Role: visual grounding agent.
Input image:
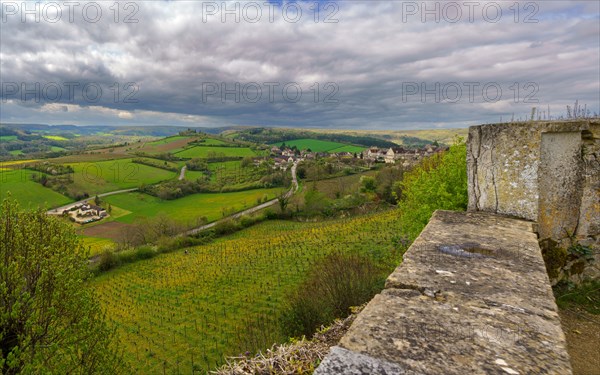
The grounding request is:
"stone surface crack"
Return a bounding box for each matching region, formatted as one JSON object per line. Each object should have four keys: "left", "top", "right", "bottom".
{"left": 385, "top": 282, "right": 442, "bottom": 300}
{"left": 490, "top": 132, "right": 500, "bottom": 212}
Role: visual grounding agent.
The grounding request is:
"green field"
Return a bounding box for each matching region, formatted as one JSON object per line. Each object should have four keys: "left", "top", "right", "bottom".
{"left": 9, "top": 150, "right": 23, "bottom": 156}
{"left": 184, "top": 170, "right": 207, "bottom": 181}
{"left": 0, "top": 168, "right": 73, "bottom": 209}
{"left": 328, "top": 145, "right": 366, "bottom": 153}
{"left": 0, "top": 135, "right": 18, "bottom": 142}
{"left": 274, "top": 139, "right": 365, "bottom": 153}
{"left": 92, "top": 210, "right": 402, "bottom": 373}
{"left": 175, "top": 146, "right": 256, "bottom": 159}
{"left": 50, "top": 146, "right": 66, "bottom": 152}
{"left": 199, "top": 138, "right": 228, "bottom": 146}
{"left": 207, "top": 160, "right": 259, "bottom": 184}
{"left": 102, "top": 188, "right": 281, "bottom": 225}
{"left": 66, "top": 158, "right": 177, "bottom": 195}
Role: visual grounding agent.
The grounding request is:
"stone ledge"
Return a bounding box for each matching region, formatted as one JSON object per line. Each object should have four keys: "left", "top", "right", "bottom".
{"left": 315, "top": 346, "right": 414, "bottom": 375}
{"left": 315, "top": 210, "right": 572, "bottom": 375}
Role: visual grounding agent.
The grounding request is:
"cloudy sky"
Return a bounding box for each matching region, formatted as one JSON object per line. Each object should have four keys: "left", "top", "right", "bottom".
{"left": 0, "top": 0, "right": 598, "bottom": 129}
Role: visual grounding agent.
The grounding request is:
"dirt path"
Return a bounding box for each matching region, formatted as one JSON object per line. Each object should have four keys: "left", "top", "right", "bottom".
{"left": 559, "top": 308, "right": 600, "bottom": 375}
{"left": 178, "top": 165, "right": 187, "bottom": 181}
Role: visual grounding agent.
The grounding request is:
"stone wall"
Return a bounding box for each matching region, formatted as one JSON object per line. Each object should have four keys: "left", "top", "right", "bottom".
{"left": 316, "top": 211, "right": 572, "bottom": 374}
{"left": 467, "top": 119, "right": 600, "bottom": 283}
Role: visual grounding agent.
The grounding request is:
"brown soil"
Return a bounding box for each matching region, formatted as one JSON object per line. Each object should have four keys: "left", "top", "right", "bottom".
{"left": 559, "top": 308, "right": 600, "bottom": 375}
{"left": 82, "top": 221, "right": 131, "bottom": 241}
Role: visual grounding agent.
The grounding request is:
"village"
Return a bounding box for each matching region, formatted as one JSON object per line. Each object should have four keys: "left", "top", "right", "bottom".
{"left": 268, "top": 143, "right": 449, "bottom": 169}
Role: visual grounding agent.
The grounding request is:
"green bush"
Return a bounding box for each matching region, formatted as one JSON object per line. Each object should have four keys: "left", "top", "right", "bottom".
{"left": 98, "top": 249, "right": 119, "bottom": 272}
{"left": 281, "top": 253, "right": 386, "bottom": 338}
{"left": 134, "top": 245, "right": 156, "bottom": 260}
{"left": 303, "top": 188, "right": 332, "bottom": 216}
{"left": 397, "top": 138, "right": 468, "bottom": 242}
{"left": 213, "top": 219, "right": 241, "bottom": 235}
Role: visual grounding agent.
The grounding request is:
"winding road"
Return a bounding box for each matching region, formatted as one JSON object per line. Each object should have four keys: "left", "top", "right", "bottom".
{"left": 49, "top": 162, "right": 299, "bottom": 238}
{"left": 178, "top": 165, "right": 187, "bottom": 181}
{"left": 184, "top": 162, "right": 298, "bottom": 236}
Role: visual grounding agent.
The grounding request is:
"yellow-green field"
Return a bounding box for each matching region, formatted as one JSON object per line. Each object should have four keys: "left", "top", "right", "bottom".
{"left": 43, "top": 135, "right": 69, "bottom": 141}
{"left": 0, "top": 159, "right": 39, "bottom": 167}
{"left": 92, "top": 209, "right": 402, "bottom": 373}
{"left": 81, "top": 236, "right": 115, "bottom": 256}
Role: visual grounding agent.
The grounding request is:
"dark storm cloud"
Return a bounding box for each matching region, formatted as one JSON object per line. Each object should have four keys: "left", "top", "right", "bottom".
{"left": 0, "top": 0, "right": 598, "bottom": 129}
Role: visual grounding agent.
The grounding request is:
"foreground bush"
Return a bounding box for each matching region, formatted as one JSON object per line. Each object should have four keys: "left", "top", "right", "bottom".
{"left": 0, "top": 199, "right": 125, "bottom": 374}
{"left": 281, "top": 253, "right": 386, "bottom": 338}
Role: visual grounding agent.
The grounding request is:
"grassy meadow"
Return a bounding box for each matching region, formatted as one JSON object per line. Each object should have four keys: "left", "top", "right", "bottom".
{"left": 65, "top": 158, "right": 177, "bottom": 195}
{"left": 196, "top": 138, "right": 228, "bottom": 146}
{"left": 92, "top": 209, "right": 403, "bottom": 373}
{"left": 102, "top": 188, "right": 281, "bottom": 225}
{"left": 0, "top": 168, "right": 73, "bottom": 209}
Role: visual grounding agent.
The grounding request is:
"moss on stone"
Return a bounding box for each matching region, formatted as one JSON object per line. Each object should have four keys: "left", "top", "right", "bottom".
{"left": 540, "top": 238, "right": 568, "bottom": 280}
{"left": 569, "top": 261, "right": 586, "bottom": 276}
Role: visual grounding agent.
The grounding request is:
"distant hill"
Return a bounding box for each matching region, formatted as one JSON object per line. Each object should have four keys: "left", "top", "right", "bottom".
{"left": 311, "top": 128, "right": 468, "bottom": 147}
{"left": 229, "top": 127, "right": 399, "bottom": 149}
{"left": 0, "top": 123, "right": 240, "bottom": 137}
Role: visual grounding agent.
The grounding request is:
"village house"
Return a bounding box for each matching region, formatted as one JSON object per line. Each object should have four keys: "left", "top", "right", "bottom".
{"left": 281, "top": 148, "right": 296, "bottom": 157}
{"left": 363, "top": 147, "right": 388, "bottom": 161}
{"left": 385, "top": 147, "right": 405, "bottom": 164}
{"left": 273, "top": 157, "right": 289, "bottom": 170}
{"left": 270, "top": 146, "right": 282, "bottom": 155}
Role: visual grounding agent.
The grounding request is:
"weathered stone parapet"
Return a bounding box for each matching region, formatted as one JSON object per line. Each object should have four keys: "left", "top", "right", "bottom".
{"left": 467, "top": 119, "right": 600, "bottom": 283}
{"left": 315, "top": 210, "right": 572, "bottom": 375}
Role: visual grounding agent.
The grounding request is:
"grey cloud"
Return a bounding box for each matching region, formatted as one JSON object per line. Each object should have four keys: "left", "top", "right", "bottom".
{"left": 0, "top": 0, "right": 598, "bottom": 129}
